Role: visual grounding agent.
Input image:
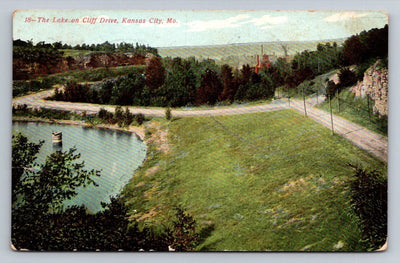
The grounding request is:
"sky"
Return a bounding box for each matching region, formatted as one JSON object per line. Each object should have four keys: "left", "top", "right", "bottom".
{"left": 13, "top": 10, "right": 388, "bottom": 47}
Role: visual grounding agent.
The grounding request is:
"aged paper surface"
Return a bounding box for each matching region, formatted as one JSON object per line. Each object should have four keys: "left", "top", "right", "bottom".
{"left": 12, "top": 10, "right": 387, "bottom": 251}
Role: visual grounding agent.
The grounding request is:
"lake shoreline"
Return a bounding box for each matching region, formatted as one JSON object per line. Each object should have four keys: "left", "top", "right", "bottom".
{"left": 12, "top": 116, "right": 146, "bottom": 141}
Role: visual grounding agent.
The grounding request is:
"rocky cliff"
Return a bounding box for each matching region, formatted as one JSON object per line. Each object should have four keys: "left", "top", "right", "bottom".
{"left": 352, "top": 60, "right": 388, "bottom": 116}
{"left": 13, "top": 52, "right": 147, "bottom": 80}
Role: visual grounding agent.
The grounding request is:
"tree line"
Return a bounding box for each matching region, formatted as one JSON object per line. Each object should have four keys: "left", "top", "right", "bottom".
{"left": 13, "top": 39, "right": 158, "bottom": 56}
{"left": 53, "top": 56, "right": 276, "bottom": 107}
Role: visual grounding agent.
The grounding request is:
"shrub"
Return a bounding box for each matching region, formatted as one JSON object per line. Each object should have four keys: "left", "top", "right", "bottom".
{"left": 349, "top": 165, "right": 387, "bottom": 250}
{"left": 124, "top": 107, "right": 134, "bottom": 126}
{"left": 337, "top": 68, "right": 357, "bottom": 90}
{"left": 170, "top": 207, "right": 200, "bottom": 251}
{"left": 98, "top": 108, "right": 114, "bottom": 124}
{"left": 165, "top": 107, "right": 172, "bottom": 120}
{"left": 134, "top": 113, "right": 145, "bottom": 126}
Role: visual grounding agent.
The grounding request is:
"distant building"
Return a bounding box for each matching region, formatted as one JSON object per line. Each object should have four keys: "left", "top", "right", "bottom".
{"left": 255, "top": 54, "right": 272, "bottom": 74}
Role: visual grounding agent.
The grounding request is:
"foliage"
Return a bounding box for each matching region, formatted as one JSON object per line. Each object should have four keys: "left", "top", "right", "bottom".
{"left": 170, "top": 207, "right": 200, "bottom": 251}
{"left": 12, "top": 133, "right": 99, "bottom": 249}
{"left": 146, "top": 56, "right": 166, "bottom": 91}
{"left": 13, "top": 78, "right": 54, "bottom": 97}
{"left": 165, "top": 107, "right": 172, "bottom": 120}
{"left": 61, "top": 81, "right": 92, "bottom": 102}
{"left": 96, "top": 107, "right": 146, "bottom": 127}
{"left": 13, "top": 41, "right": 64, "bottom": 80}
{"left": 11, "top": 133, "right": 176, "bottom": 251}
{"left": 337, "top": 68, "right": 357, "bottom": 90}
{"left": 349, "top": 166, "right": 387, "bottom": 250}
{"left": 12, "top": 104, "right": 79, "bottom": 120}
{"left": 219, "top": 64, "right": 238, "bottom": 102}
{"left": 196, "top": 69, "right": 223, "bottom": 105}
{"left": 291, "top": 42, "right": 340, "bottom": 77}
{"left": 49, "top": 57, "right": 276, "bottom": 107}
{"left": 325, "top": 80, "right": 337, "bottom": 99}
{"left": 341, "top": 25, "right": 388, "bottom": 66}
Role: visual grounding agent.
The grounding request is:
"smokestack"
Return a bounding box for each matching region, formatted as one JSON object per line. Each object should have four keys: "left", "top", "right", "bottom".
{"left": 261, "top": 44, "right": 263, "bottom": 56}
{"left": 257, "top": 55, "right": 259, "bottom": 65}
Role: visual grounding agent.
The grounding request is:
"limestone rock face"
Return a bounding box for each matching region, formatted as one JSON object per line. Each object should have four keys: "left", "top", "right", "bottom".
{"left": 352, "top": 60, "right": 388, "bottom": 116}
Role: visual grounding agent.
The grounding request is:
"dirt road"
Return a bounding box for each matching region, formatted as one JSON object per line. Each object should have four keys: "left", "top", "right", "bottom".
{"left": 12, "top": 90, "right": 388, "bottom": 162}
{"left": 289, "top": 96, "right": 388, "bottom": 162}
{"left": 12, "top": 89, "right": 288, "bottom": 117}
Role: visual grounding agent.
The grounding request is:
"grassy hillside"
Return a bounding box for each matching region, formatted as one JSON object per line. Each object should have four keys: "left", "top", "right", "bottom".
{"left": 123, "top": 109, "right": 386, "bottom": 251}
{"left": 157, "top": 39, "right": 345, "bottom": 68}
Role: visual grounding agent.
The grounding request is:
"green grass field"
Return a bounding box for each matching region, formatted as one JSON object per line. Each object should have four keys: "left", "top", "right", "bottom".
{"left": 59, "top": 49, "right": 95, "bottom": 57}
{"left": 123, "top": 109, "right": 386, "bottom": 251}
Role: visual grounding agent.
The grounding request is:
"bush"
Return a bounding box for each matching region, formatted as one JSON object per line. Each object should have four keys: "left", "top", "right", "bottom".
{"left": 134, "top": 113, "right": 145, "bottom": 125}
{"left": 97, "top": 108, "right": 114, "bottom": 124}
{"left": 165, "top": 107, "right": 172, "bottom": 120}
{"left": 170, "top": 207, "right": 200, "bottom": 251}
{"left": 337, "top": 68, "right": 357, "bottom": 91}
{"left": 349, "top": 165, "right": 387, "bottom": 250}
{"left": 13, "top": 79, "right": 54, "bottom": 97}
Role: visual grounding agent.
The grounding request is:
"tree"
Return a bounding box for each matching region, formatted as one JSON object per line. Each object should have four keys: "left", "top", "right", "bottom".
{"left": 12, "top": 133, "right": 101, "bottom": 250}
{"left": 349, "top": 166, "right": 387, "bottom": 250}
{"left": 158, "top": 57, "right": 197, "bottom": 107}
{"left": 341, "top": 35, "right": 367, "bottom": 65}
{"left": 337, "top": 67, "right": 357, "bottom": 90}
{"left": 146, "top": 56, "right": 166, "bottom": 91}
{"left": 62, "top": 81, "right": 90, "bottom": 102}
{"left": 219, "top": 64, "right": 237, "bottom": 102}
{"left": 196, "top": 69, "right": 223, "bottom": 105}
{"left": 326, "top": 80, "right": 337, "bottom": 99}
{"left": 12, "top": 133, "right": 43, "bottom": 199}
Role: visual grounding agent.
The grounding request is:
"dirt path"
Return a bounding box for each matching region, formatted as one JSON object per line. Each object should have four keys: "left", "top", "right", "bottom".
{"left": 289, "top": 96, "right": 388, "bottom": 162}
{"left": 12, "top": 89, "right": 288, "bottom": 117}
{"left": 13, "top": 89, "right": 388, "bottom": 162}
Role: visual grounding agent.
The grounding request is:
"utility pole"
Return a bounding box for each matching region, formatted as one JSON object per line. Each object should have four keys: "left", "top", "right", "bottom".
{"left": 367, "top": 95, "right": 371, "bottom": 122}
{"left": 325, "top": 79, "right": 334, "bottom": 135}
{"left": 302, "top": 85, "right": 307, "bottom": 117}
{"left": 329, "top": 95, "right": 334, "bottom": 135}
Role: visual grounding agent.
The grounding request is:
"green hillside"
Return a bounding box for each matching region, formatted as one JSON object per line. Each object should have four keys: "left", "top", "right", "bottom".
{"left": 158, "top": 39, "right": 345, "bottom": 68}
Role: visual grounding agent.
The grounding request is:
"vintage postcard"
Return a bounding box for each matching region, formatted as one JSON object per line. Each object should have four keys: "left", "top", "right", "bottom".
{"left": 12, "top": 10, "right": 388, "bottom": 251}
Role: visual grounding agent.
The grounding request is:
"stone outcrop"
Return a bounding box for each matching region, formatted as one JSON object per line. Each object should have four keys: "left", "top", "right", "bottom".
{"left": 352, "top": 60, "right": 388, "bottom": 116}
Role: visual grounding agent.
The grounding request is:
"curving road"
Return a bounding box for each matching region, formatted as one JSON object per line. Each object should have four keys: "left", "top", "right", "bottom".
{"left": 12, "top": 89, "right": 388, "bottom": 162}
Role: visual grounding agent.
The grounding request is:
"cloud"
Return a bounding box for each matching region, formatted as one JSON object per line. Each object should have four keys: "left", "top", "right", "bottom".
{"left": 185, "top": 14, "right": 250, "bottom": 32}
{"left": 185, "top": 14, "right": 287, "bottom": 32}
{"left": 244, "top": 15, "right": 287, "bottom": 26}
{"left": 324, "top": 12, "right": 369, "bottom": 22}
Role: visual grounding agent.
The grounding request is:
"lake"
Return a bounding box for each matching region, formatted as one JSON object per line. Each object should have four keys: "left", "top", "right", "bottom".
{"left": 12, "top": 121, "right": 147, "bottom": 213}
